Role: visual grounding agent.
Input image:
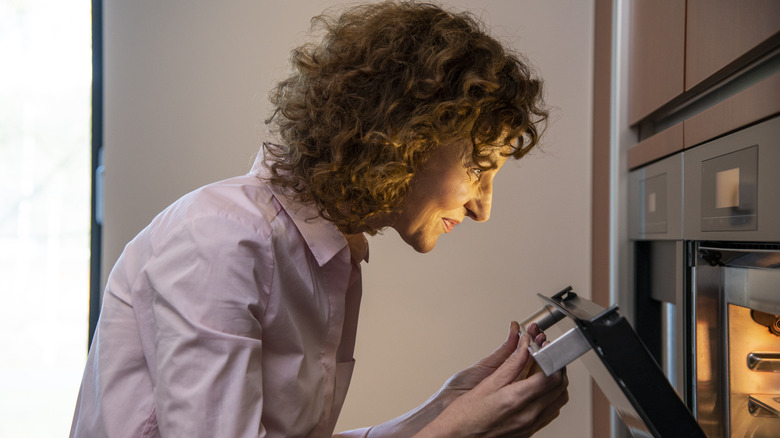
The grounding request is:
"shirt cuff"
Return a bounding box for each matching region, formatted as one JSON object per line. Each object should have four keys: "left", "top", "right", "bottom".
{"left": 333, "top": 426, "right": 372, "bottom": 438}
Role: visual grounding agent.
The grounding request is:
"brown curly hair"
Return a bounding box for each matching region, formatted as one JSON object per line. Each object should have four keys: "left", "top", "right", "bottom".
{"left": 264, "top": 1, "right": 547, "bottom": 234}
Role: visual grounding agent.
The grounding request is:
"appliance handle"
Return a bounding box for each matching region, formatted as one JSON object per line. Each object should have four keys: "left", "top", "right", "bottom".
{"left": 530, "top": 327, "right": 591, "bottom": 376}
{"left": 748, "top": 394, "right": 780, "bottom": 418}
{"left": 747, "top": 352, "right": 780, "bottom": 372}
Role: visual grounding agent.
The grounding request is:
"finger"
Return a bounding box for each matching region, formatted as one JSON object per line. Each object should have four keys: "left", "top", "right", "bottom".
{"left": 517, "top": 339, "right": 536, "bottom": 380}
{"left": 526, "top": 383, "right": 570, "bottom": 431}
{"left": 506, "top": 366, "right": 568, "bottom": 406}
{"left": 484, "top": 332, "right": 533, "bottom": 388}
{"left": 492, "top": 371, "right": 568, "bottom": 434}
{"left": 535, "top": 370, "right": 568, "bottom": 405}
{"left": 519, "top": 391, "right": 568, "bottom": 435}
{"left": 525, "top": 323, "right": 548, "bottom": 350}
{"left": 526, "top": 322, "right": 541, "bottom": 338}
{"left": 473, "top": 321, "right": 521, "bottom": 370}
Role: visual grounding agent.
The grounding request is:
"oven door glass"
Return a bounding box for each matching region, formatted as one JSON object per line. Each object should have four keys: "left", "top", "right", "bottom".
{"left": 695, "top": 245, "right": 780, "bottom": 438}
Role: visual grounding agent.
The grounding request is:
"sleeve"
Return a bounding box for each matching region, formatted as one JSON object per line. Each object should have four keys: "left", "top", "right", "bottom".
{"left": 143, "top": 213, "right": 273, "bottom": 437}
{"left": 333, "top": 428, "right": 373, "bottom": 437}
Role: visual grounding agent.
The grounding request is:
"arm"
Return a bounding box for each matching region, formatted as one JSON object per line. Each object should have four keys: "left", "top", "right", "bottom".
{"left": 145, "top": 215, "right": 272, "bottom": 437}
{"left": 364, "top": 322, "right": 568, "bottom": 438}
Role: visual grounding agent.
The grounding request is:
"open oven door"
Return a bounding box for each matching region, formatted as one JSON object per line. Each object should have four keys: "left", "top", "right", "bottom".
{"left": 523, "top": 287, "right": 706, "bottom": 438}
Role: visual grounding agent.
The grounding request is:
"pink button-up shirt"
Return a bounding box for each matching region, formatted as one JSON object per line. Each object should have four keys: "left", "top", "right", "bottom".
{"left": 71, "top": 158, "right": 371, "bottom": 437}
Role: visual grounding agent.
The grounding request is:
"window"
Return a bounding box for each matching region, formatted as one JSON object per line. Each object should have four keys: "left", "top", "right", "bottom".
{"left": 0, "top": 1, "right": 92, "bottom": 435}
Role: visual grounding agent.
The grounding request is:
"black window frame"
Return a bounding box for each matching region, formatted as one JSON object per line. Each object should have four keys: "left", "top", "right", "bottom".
{"left": 89, "top": 0, "right": 103, "bottom": 348}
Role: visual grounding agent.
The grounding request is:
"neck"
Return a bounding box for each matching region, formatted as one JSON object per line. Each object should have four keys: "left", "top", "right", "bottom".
{"left": 342, "top": 232, "right": 368, "bottom": 263}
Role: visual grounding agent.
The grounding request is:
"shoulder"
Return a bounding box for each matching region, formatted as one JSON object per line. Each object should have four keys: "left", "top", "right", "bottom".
{"left": 141, "top": 174, "right": 283, "bottom": 253}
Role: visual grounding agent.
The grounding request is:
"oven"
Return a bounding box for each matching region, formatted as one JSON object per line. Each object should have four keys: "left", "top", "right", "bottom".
{"left": 694, "top": 244, "right": 780, "bottom": 437}
{"left": 629, "top": 115, "right": 780, "bottom": 437}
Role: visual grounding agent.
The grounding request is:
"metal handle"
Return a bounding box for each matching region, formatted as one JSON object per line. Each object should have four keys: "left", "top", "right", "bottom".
{"left": 748, "top": 394, "right": 780, "bottom": 418}
{"left": 520, "top": 304, "right": 566, "bottom": 332}
{"left": 747, "top": 352, "right": 780, "bottom": 372}
{"left": 530, "top": 327, "right": 591, "bottom": 376}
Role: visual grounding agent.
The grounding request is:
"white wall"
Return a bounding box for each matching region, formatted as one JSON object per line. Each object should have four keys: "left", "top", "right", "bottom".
{"left": 102, "top": 1, "right": 594, "bottom": 436}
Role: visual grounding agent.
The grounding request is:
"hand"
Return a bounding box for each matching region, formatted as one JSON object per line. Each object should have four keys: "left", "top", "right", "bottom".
{"left": 416, "top": 322, "right": 569, "bottom": 438}
{"left": 438, "top": 322, "right": 547, "bottom": 397}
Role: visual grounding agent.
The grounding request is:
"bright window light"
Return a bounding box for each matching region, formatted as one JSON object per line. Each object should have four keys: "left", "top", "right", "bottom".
{"left": 0, "top": 1, "right": 92, "bottom": 436}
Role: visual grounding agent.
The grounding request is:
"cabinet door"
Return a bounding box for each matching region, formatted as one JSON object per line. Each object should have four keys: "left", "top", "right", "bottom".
{"left": 628, "top": 0, "right": 686, "bottom": 125}
{"left": 686, "top": 0, "right": 780, "bottom": 91}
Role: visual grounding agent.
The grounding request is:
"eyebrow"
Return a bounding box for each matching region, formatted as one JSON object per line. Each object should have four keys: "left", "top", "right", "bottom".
{"left": 468, "top": 155, "right": 499, "bottom": 170}
{"left": 479, "top": 161, "right": 500, "bottom": 170}
{"left": 465, "top": 141, "right": 506, "bottom": 169}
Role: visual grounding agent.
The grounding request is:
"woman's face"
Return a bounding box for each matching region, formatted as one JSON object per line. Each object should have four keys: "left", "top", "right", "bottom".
{"left": 389, "top": 138, "right": 511, "bottom": 253}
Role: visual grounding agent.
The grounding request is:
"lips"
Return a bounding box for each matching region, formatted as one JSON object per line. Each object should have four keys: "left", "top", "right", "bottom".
{"left": 442, "top": 218, "right": 460, "bottom": 233}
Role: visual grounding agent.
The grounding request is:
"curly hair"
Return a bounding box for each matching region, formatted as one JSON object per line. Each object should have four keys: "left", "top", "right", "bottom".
{"left": 264, "top": 1, "right": 547, "bottom": 234}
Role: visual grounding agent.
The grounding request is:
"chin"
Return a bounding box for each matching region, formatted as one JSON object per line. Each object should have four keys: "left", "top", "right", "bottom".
{"left": 394, "top": 226, "right": 439, "bottom": 253}
{"left": 413, "top": 245, "right": 435, "bottom": 254}
{"left": 408, "top": 237, "right": 438, "bottom": 253}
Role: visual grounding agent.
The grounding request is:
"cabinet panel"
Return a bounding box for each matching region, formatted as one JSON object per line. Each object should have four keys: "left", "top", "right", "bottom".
{"left": 684, "top": 69, "right": 780, "bottom": 148}
{"left": 686, "top": 0, "right": 780, "bottom": 91}
{"left": 628, "top": 0, "right": 685, "bottom": 124}
{"left": 628, "top": 122, "right": 684, "bottom": 170}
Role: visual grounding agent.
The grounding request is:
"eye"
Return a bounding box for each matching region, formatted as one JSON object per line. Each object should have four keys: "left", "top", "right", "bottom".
{"left": 471, "top": 167, "right": 483, "bottom": 179}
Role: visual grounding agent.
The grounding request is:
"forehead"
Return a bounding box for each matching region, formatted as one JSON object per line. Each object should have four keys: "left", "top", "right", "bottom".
{"left": 435, "top": 130, "right": 517, "bottom": 165}
{"left": 471, "top": 136, "right": 517, "bottom": 162}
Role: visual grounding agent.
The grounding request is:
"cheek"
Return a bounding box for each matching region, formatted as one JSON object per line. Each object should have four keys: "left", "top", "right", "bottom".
{"left": 436, "top": 178, "right": 471, "bottom": 207}
{"left": 403, "top": 181, "right": 467, "bottom": 226}
{"left": 406, "top": 168, "right": 472, "bottom": 215}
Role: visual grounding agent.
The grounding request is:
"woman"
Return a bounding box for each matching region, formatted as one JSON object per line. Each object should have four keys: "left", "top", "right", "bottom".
{"left": 71, "top": 2, "right": 568, "bottom": 437}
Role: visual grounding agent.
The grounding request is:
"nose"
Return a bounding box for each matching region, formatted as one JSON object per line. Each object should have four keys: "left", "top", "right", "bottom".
{"left": 465, "top": 183, "right": 493, "bottom": 223}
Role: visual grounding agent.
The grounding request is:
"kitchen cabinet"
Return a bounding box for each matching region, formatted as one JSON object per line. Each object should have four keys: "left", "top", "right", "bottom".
{"left": 627, "top": 0, "right": 685, "bottom": 125}
{"left": 627, "top": 122, "right": 683, "bottom": 170}
{"left": 686, "top": 0, "right": 780, "bottom": 91}
{"left": 627, "top": 0, "right": 780, "bottom": 169}
{"left": 684, "top": 69, "right": 780, "bottom": 148}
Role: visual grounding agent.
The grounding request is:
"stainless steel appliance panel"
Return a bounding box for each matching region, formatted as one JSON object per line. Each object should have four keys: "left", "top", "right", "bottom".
{"left": 692, "top": 248, "right": 728, "bottom": 438}
{"left": 629, "top": 154, "right": 687, "bottom": 399}
{"left": 629, "top": 153, "right": 683, "bottom": 241}
{"left": 684, "top": 116, "right": 780, "bottom": 241}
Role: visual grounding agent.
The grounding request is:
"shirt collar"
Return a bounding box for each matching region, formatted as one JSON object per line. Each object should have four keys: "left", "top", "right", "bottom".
{"left": 250, "top": 153, "right": 369, "bottom": 267}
